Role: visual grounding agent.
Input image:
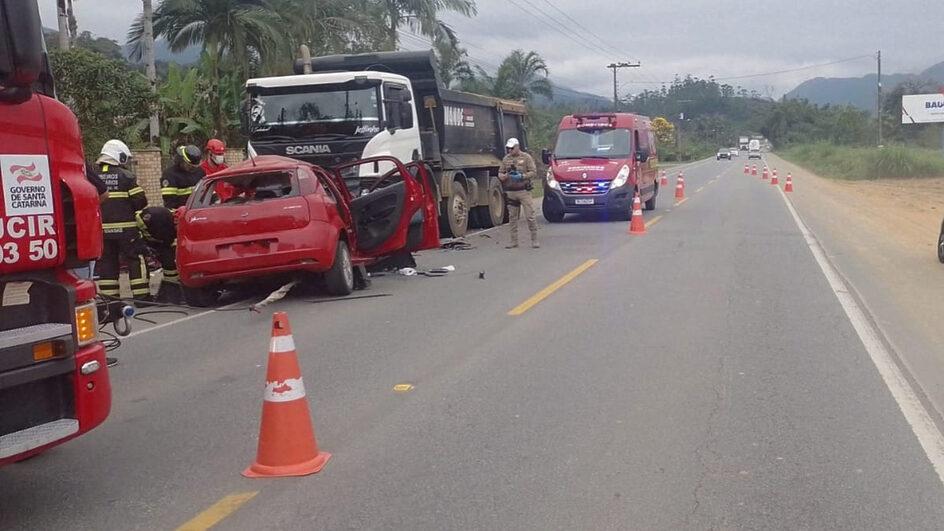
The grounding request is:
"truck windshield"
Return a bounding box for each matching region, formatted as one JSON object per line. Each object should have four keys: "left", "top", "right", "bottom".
{"left": 247, "top": 82, "right": 381, "bottom": 139}
{"left": 554, "top": 128, "right": 632, "bottom": 159}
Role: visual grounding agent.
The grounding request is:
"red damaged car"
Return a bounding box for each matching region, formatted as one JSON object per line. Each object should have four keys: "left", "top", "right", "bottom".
{"left": 176, "top": 155, "right": 439, "bottom": 306}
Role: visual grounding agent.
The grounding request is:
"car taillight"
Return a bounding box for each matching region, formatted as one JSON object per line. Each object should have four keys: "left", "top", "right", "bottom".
{"left": 74, "top": 302, "right": 99, "bottom": 346}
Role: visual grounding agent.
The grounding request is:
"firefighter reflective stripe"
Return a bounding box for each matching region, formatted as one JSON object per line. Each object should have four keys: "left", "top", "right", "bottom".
{"left": 96, "top": 278, "right": 120, "bottom": 296}
{"left": 128, "top": 186, "right": 145, "bottom": 196}
{"left": 130, "top": 257, "right": 149, "bottom": 296}
{"left": 108, "top": 191, "right": 130, "bottom": 199}
{"left": 102, "top": 221, "right": 138, "bottom": 229}
{"left": 161, "top": 186, "right": 194, "bottom": 196}
{"left": 163, "top": 269, "right": 179, "bottom": 284}
{"left": 97, "top": 279, "right": 119, "bottom": 287}
{"left": 134, "top": 211, "right": 154, "bottom": 241}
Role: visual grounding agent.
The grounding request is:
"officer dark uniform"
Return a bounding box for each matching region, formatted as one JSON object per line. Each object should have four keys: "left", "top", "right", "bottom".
{"left": 498, "top": 137, "right": 538, "bottom": 248}
{"left": 136, "top": 206, "right": 180, "bottom": 303}
{"left": 96, "top": 140, "right": 150, "bottom": 298}
{"left": 161, "top": 145, "right": 205, "bottom": 211}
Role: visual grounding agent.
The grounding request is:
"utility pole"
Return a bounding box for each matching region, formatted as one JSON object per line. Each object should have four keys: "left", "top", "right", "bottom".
{"left": 142, "top": 0, "right": 160, "bottom": 144}
{"left": 877, "top": 50, "right": 883, "bottom": 147}
{"left": 55, "top": 0, "right": 70, "bottom": 50}
{"left": 607, "top": 62, "right": 641, "bottom": 112}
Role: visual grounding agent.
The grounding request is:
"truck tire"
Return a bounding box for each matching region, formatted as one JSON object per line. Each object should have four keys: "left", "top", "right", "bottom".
{"left": 182, "top": 284, "right": 219, "bottom": 308}
{"left": 485, "top": 183, "right": 506, "bottom": 227}
{"left": 644, "top": 184, "right": 658, "bottom": 211}
{"left": 325, "top": 240, "right": 355, "bottom": 296}
{"left": 938, "top": 218, "right": 944, "bottom": 264}
{"left": 439, "top": 181, "right": 469, "bottom": 237}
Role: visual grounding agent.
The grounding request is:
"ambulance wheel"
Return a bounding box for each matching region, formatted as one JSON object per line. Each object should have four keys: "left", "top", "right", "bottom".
{"left": 325, "top": 240, "right": 354, "bottom": 296}
{"left": 182, "top": 284, "right": 219, "bottom": 308}
{"left": 937, "top": 218, "right": 944, "bottom": 264}
{"left": 645, "top": 184, "right": 658, "bottom": 211}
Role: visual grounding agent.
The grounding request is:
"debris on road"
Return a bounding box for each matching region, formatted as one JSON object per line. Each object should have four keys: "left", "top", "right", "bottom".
{"left": 250, "top": 280, "right": 299, "bottom": 313}
{"left": 441, "top": 238, "right": 474, "bottom": 251}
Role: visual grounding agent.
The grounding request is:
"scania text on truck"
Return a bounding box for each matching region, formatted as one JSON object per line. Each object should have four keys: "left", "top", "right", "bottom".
{"left": 243, "top": 50, "right": 528, "bottom": 237}
{"left": 0, "top": 0, "right": 111, "bottom": 466}
{"left": 540, "top": 113, "right": 659, "bottom": 222}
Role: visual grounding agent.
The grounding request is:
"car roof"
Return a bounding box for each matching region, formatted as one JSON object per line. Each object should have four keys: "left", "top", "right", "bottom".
{"left": 203, "top": 155, "right": 314, "bottom": 181}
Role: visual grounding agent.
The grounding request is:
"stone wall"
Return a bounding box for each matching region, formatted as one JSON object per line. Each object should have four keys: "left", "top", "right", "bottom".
{"left": 224, "top": 147, "right": 246, "bottom": 167}
{"left": 131, "top": 147, "right": 164, "bottom": 207}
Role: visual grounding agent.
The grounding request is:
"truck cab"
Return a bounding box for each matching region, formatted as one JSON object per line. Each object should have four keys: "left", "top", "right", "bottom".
{"left": 541, "top": 113, "right": 658, "bottom": 222}
{"left": 0, "top": 0, "right": 111, "bottom": 466}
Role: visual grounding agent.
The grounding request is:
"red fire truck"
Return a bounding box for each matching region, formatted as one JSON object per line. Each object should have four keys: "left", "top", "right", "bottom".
{"left": 0, "top": 0, "right": 111, "bottom": 466}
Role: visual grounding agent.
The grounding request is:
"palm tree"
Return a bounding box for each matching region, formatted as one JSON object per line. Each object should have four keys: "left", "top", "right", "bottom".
{"left": 55, "top": 0, "right": 69, "bottom": 49}
{"left": 381, "top": 0, "right": 476, "bottom": 50}
{"left": 127, "top": 0, "right": 285, "bottom": 134}
{"left": 492, "top": 50, "right": 552, "bottom": 102}
{"left": 433, "top": 33, "right": 471, "bottom": 88}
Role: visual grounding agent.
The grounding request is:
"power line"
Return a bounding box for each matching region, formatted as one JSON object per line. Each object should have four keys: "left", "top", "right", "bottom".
{"left": 504, "top": 0, "right": 614, "bottom": 61}
{"left": 622, "top": 54, "right": 875, "bottom": 85}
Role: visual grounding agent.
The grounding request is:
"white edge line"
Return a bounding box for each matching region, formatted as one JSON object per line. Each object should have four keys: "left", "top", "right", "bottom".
{"left": 122, "top": 299, "right": 247, "bottom": 339}
{"left": 777, "top": 185, "right": 944, "bottom": 486}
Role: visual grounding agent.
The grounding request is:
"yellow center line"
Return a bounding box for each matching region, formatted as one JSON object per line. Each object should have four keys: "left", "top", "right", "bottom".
{"left": 645, "top": 214, "right": 663, "bottom": 228}
{"left": 177, "top": 492, "right": 259, "bottom": 531}
{"left": 508, "top": 259, "right": 598, "bottom": 316}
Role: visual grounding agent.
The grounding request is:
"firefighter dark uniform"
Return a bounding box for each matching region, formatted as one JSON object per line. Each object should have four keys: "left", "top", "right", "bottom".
{"left": 97, "top": 163, "right": 149, "bottom": 298}
{"left": 136, "top": 206, "right": 179, "bottom": 302}
{"left": 161, "top": 146, "right": 205, "bottom": 211}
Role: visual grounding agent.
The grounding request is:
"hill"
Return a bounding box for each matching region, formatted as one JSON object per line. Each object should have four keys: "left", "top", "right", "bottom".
{"left": 785, "top": 61, "right": 944, "bottom": 112}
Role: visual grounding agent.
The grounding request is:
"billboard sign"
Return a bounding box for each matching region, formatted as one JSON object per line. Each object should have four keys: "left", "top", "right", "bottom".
{"left": 902, "top": 93, "right": 944, "bottom": 124}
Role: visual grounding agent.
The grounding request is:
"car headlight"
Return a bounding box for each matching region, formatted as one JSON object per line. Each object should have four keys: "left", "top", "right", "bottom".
{"left": 546, "top": 169, "right": 560, "bottom": 190}
{"left": 611, "top": 165, "right": 630, "bottom": 188}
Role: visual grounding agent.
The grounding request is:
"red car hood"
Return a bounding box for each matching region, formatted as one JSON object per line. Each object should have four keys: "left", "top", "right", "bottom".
{"left": 551, "top": 158, "right": 628, "bottom": 181}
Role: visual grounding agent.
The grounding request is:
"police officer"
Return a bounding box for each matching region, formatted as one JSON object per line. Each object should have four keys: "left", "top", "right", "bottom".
{"left": 96, "top": 140, "right": 149, "bottom": 302}
{"left": 161, "top": 144, "right": 204, "bottom": 211}
{"left": 136, "top": 206, "right": 180, "bottom": 304}
{"left": 498, "top": 137, "right": 539, "bottom": 248}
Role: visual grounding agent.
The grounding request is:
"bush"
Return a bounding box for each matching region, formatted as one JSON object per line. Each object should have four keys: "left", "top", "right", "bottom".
{"left": 780, "top": 143, "right": 944, "bottom": 180}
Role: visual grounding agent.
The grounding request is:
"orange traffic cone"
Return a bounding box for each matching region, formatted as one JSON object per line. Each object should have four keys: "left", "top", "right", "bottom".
{"left": 743, "top": 164, "right": 749, "bottom": 175}
{"left": 675, "top": 174, "right": 685, "bottom": 200}
{"left": 762, "top": 167, "right": 769, "bottom": 180}
{"left": 784, "top": 174, "right": 794, "bottom": 192}
{"left": 243, "top": 312, "right": 331, "bottom": 478}
{"left": 660, "top": 170, "right": 668, "bottom": 187}
{"left": 770, "top": 169, "right": 779, "bottom": 185}
{"left": 628, "top": 193, "right": 646, "bottom": 235}
{"left": 751, "top": 165, "right": 757, "bottom": 176}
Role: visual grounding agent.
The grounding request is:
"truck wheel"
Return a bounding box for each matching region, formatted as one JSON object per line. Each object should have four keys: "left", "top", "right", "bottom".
{"left": 644, "top": 184, "right": 658, "bottom": 211}
{"left": 439, "top": 182, "right": 469, "bottom": 237}
{"left": 182, "top": 285, "right": 219, "bottom": 308}
{"left": 938, "top": 218, "right": 944, "bottom": 264}
{"left": 486, "top": 184, "right": 506, "bottom": 227}
{"left": 325, "top": 240, "right": 355, "bottom": 296}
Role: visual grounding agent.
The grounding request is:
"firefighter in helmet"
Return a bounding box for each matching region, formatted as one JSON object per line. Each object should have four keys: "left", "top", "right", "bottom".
{"left": 161, "top": 144, "right": 204, "bottom": 212}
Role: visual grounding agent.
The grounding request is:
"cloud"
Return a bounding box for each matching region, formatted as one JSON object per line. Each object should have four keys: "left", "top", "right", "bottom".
{"left": 39, "top": 0, "right": 944, "bottom": 97}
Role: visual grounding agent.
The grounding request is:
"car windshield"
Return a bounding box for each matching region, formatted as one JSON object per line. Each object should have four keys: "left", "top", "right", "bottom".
{"left": 247, "top": 82, "right": 381, "bottom": 139}
{"left": 554, "top": 128, "right": 631, "bottom": 159}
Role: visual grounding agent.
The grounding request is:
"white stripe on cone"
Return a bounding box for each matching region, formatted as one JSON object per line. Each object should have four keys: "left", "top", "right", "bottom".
{"left": 270, "top": 335, "right": 296, "bottom": 354}
{"left": 264, "top": 377, "right": 307, "bottom": 402}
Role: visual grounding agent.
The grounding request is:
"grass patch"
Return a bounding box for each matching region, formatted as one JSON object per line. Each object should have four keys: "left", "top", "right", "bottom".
{"left": 780, "top": 143, "right": 944, "bottom": 180}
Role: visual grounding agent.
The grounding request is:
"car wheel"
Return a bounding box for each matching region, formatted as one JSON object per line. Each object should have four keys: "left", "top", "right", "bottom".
{"left": 543, "top": 205, "right": 565, "bottom": 223}
{"left": 182, "top": 284, "right": 219, "bottom": 308}
{"left": 439, "top": 181, "right": 468, "bottom": 237}
{"left": 938, "top": 218, "right": 944, "bottom": 264}
{"left": 325, "top": 240, "right": 354, "bottom": 296}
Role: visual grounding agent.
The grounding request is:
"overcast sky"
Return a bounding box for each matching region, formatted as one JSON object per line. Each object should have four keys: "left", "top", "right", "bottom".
{"left": 39, "top": 0, "right": 944, "bottom": 98}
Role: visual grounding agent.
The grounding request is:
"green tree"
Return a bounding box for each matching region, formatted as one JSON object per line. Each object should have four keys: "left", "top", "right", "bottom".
{"left": 127, "top": 0, "right": 285, "bottom": 134}
{"left": 379, "top": 0, "right": 476, "bottom": 49}
{"left": 492, "top": 50, "right": 552, "bottom": 102}
{"left": 49, "top": 48, "right": 154, "bottom": 157}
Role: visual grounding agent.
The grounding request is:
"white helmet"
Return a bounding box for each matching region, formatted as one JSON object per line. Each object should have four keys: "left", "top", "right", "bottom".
{"left": 98, "top": 139, "right": 132, "bottom": 165}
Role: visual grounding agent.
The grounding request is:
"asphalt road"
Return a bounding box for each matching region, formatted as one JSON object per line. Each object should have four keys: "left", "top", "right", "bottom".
{"left": 3, "top": 158, "right": 944, "bottom": 530}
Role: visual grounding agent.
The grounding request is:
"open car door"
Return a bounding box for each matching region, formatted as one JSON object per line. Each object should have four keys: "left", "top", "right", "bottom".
{"left": 331, "top": 156, "right": 439, "bottom": 258}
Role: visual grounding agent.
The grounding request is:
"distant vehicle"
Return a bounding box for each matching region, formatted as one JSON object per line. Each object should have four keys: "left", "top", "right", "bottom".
{"left": 748, "top": 139, "right": 762, "bottom": 159}
{"left": 739, "top": 136, "right": 749, "bottom": 150}
{"left": 717, "top": 149, "right": 731, "bottom": 160}
{"left": 541, "top": 113, "right": 659, "bottom": 222}
{"left": 729, "top": 148, "right": 739, "bottom": 157}
{"left": 176, "top": 155, "right": 440, "bottom": 306}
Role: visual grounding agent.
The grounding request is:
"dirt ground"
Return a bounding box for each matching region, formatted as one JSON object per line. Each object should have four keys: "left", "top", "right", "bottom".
{"left": 767, "top": 153, "right": 944, "bottom": 421}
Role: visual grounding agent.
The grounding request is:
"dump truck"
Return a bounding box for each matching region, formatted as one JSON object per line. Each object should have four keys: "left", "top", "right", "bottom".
{"left": 243, "top": 50, "right": 529, "bottom": 237}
